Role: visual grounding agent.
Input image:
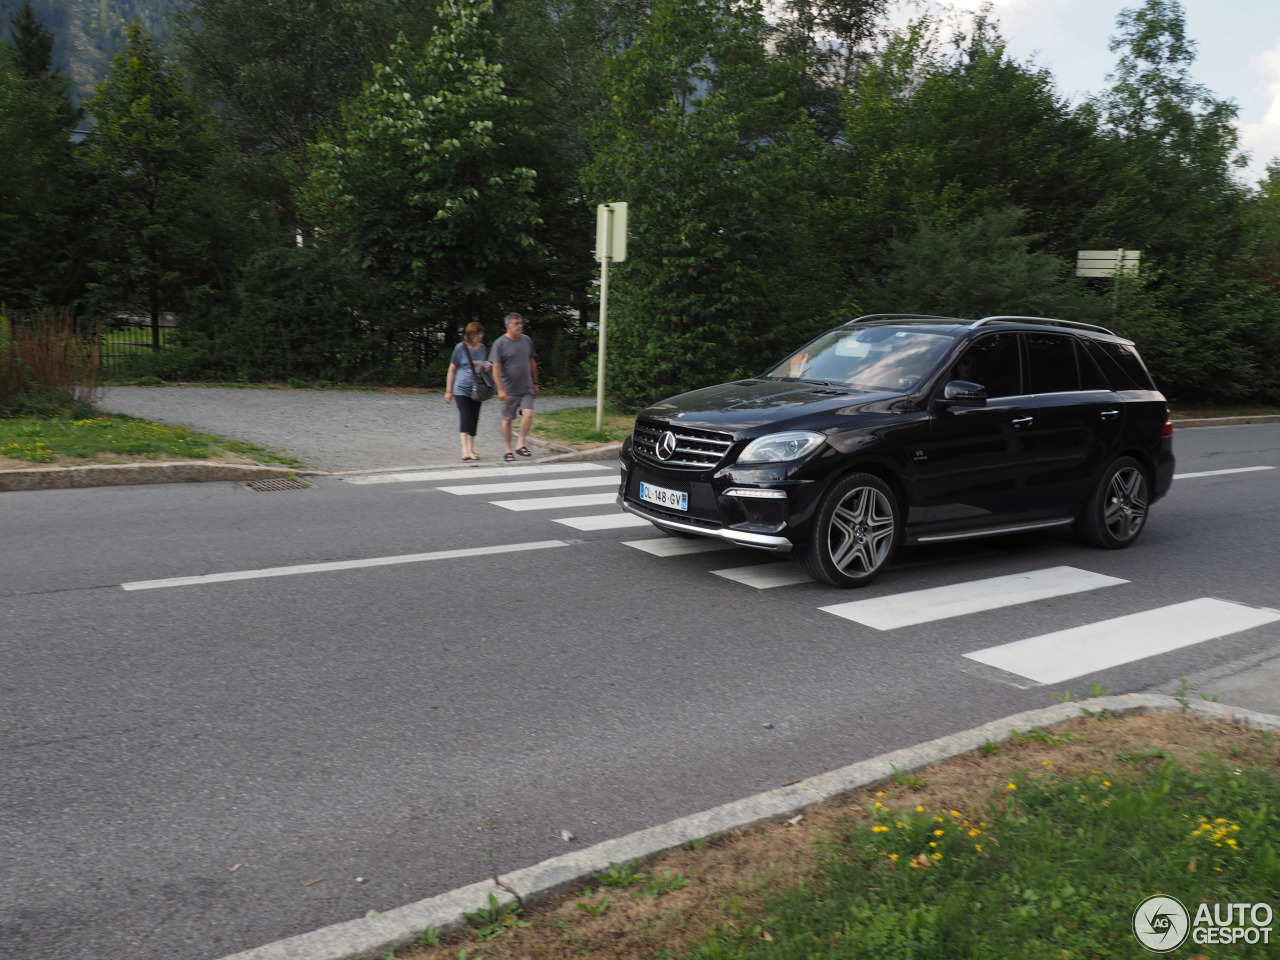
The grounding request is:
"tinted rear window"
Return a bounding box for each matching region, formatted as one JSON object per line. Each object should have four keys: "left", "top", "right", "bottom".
{"left": 1025, "top": 333, "right": 1079, "bottom": 393}
{"left": 1083, "top": 339, "right": 1156, "bottom": 391}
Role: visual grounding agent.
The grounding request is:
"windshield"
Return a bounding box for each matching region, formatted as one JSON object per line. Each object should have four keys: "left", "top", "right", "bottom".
{"left": 764, "top": 326, "right": 956, "bottom": 392}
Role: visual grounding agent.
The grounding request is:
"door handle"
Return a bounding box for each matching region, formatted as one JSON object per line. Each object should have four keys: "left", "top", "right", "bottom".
{"left": 1011, "top": 416, "right": 1034, "bottom": 427}
{"left": 1100, "top": 409, "right": 1119, "bottom": 420}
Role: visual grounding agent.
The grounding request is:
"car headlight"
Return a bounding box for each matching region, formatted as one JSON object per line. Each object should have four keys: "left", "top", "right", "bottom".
{"left": 738, "top": 431, "right": 825, "bottom": 463}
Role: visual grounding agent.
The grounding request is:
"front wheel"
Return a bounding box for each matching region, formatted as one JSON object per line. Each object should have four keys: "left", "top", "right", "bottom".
{"left": 1075, "top": 456, "right": 1150, "bottom": 549}
{"left": 799, "top": 473, "right": 900, "bottom": 587}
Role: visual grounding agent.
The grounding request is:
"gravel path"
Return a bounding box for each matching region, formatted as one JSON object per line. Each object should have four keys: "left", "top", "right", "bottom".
{"left": 98, "top": 386, "right": 597, "bottom": 472}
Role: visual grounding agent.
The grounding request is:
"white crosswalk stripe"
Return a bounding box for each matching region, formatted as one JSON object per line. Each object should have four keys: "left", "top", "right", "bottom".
{"left": 623, "top": 537, "right": 737, "bottom": 557}
{"left": 342, "top": 463, "right": 609, "bottom": 484}
{"left": 553, "top": 514, "right": 651, "bottom": 531}
{"left": 438, "top": 475, "right": 618, "bottom": 496}
{"left": 964, "top": 598, "right": 1280, "bottom": 684}
{"left": 820, "top": 566, "right": 1128, "bottom": 629}
{"left": 492, "top": 492, "right": 618, "bottom": 512}
{"left": 710, "top": 562, "right": 813, "bottom": 589}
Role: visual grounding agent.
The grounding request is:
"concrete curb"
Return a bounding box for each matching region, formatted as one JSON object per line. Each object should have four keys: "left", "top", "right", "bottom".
{"left": 0, "top": 462, "right": 327, "bottom": 492}
{"left": 216, "top": 694, "right": 1280, "bottom": 960}
{"left": 536, "top": 441, "right": 623, "bottom": 463}
{"left": 1172, "top": 414, "right": 1280, "bottom": 428}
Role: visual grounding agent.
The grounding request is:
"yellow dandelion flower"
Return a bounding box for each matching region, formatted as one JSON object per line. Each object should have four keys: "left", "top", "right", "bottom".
{"left": 933, "top": 829, "right": 945, "bottom": 837}
{"left": 1041, "top": 760, "right": 1053, "bottom": 767}
{"left": 1007, "top": 783, "right": 1017, "bottom": 790}
{"left": 931, "top": 852, "right": 942, "bottom": 861}
{"left": 915, "top": 806, "right": 924, "bottom": 813}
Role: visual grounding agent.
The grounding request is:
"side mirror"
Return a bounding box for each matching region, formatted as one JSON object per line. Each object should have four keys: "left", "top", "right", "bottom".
{"left": 939, "top": 380, "right": 987, "bottom": 409}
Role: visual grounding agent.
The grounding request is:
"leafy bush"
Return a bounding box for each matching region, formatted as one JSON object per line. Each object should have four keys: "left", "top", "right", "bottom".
{"left": 1, "top": 309, "right": 102, "bottom": 415}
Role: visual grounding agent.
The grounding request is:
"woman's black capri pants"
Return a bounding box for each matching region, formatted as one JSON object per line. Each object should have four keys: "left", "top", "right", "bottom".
{"left": 455, "top": 394, "right": 481, "bottom": 436}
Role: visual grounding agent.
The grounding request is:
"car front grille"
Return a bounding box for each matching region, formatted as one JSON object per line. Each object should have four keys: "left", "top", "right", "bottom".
{"left": 626, "top": 467, "right": 724, "bottom": 527}
{"left": 632, "top": 419, "right": 734, "bottom": 470}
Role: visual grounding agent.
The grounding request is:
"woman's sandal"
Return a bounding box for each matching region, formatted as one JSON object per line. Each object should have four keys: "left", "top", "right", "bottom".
{"left": 504, "top": 452, "right": 515, "bottom": 462}
{"left": 515, "top": 446, "right": 532, "bottom": 457}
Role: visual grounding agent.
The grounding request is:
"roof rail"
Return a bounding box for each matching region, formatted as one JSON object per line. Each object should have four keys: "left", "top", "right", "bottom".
{"left": 844, "top": 313, "right": 962, "bottom": 325}
{"left": 971, "top": 315, "right": 1117, "bottom": 336}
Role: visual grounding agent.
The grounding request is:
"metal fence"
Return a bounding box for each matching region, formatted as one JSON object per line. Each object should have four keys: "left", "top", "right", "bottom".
{"left": 98, "top": 322, "right": 174, "bottom": 375}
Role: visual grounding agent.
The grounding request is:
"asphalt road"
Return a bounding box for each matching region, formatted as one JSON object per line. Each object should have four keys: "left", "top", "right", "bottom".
{"left": 2, "top": 419, "right": 1278, "bottom": 960}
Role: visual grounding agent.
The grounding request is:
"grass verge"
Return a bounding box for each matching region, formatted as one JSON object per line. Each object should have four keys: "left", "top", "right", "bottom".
{"left": 529, "top": 404, "right": 635, "bottom": 448}
{"left": 393, "top": 711, "right": 1279, "bottom": 960}
{"left": 0, "top": 414, "right": 307, "bottom": 469}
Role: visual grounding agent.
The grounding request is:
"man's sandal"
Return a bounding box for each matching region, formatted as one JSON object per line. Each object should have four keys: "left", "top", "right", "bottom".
{"left": 515, "top": 447, "right": 532, "bottom": 457}
{"left": 504, "top": 452, "right": 515, "bottom": 462}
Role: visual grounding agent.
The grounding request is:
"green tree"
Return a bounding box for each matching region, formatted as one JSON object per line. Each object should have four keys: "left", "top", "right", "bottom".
{"left": 0, "top": 35, "right": 79, "bottom": 309}
{"left": 583, "top": 0, "right": 833, "bottom": 407}
{"left": 491, "top": 0, "right": 649, "bottom": 387}
{"left": 173, "top": 0, "right": 428, "bottom": 237}
{"left": 308, "top": 0, "right": 542, "bottom": 341}
{"left": 7, "top": 0, "right": 53, "bottom": 78}
{"left": 81, "top": 22, "right": 220, "bottom": 346}
{"left": 831, "top": 17, "right": 1104, "bottom": 301}
{"left": 863, "top": 206, "right": 1107, "bottom": 321}
{"left": 1083, "top": 0, "right": 1276, "bottom": 400}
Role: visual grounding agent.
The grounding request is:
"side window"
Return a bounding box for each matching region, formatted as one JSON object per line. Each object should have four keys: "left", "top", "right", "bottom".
{"left": 1083, "top": 339, "right": 1157, "bottom": 391}
{"left": 948, "top": 333, "right": 1021, "bottom": 398}
{"left": 1025, "top": 333, "right": 1080, "bottom": 393}
{"left": 1076, "top": 338, "right": 1111, "bottom": 391}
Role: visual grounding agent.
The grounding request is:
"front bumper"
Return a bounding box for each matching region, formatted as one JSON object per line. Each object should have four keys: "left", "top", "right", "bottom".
{"left": 616, "top": 496, "right": 794, "bottom": 552}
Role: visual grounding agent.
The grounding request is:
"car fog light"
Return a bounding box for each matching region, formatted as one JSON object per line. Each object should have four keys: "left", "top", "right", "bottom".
{"left": 725, "top": 488, "right": 787, "bottom": 499}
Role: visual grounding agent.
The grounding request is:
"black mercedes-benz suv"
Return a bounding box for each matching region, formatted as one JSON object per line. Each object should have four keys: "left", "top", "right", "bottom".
{"left": 617, "top": 315, "right": 1175, "bottom": 587}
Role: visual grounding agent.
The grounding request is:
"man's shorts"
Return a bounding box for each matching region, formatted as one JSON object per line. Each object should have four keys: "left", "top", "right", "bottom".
{"left": 500, "top": 393, "right": 535, "bottom": 421}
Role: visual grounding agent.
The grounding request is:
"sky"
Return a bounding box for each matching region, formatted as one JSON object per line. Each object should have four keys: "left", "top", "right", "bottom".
{"left": 901, "top": 0, "right": 1280, "bottom": 188}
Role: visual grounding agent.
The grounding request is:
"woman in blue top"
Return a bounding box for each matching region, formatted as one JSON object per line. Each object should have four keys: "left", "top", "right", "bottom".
{"left": 444, "top": 322, "right": 490, "bottom": 461}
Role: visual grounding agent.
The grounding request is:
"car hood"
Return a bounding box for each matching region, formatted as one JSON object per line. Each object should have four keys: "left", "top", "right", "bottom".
{"left": 638, "top": 379, "right": 905, "bottom": 435}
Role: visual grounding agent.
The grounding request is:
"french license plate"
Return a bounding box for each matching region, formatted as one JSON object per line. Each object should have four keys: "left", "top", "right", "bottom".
{"left": 639, "top": 481, "right": 688, "bottom": 512}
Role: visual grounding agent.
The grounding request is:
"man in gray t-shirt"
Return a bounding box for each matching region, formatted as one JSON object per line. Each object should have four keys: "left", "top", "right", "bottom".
{"left": 490, "top": 312, "right": 540, "bottom": 460}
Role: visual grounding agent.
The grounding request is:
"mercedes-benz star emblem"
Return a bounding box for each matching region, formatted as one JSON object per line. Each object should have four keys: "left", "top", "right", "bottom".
{"left": 655, "top": 431, "right": 677, "bottom": 461}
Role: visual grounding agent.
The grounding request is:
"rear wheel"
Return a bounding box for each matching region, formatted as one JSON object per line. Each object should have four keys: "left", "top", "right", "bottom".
{"left": 1076, "top": 456, "right": 1150, "bottom": 548}
{"left": 799, "top": 473, "right": 900, "bottom": 587}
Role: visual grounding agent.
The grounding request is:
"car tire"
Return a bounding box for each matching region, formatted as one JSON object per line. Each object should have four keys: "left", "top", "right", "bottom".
{"left": 1075, "top": 456, "right": 1150, "bottom": 549}
{"left": 799, "top": 472, "right": 900, "bottom": 587}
